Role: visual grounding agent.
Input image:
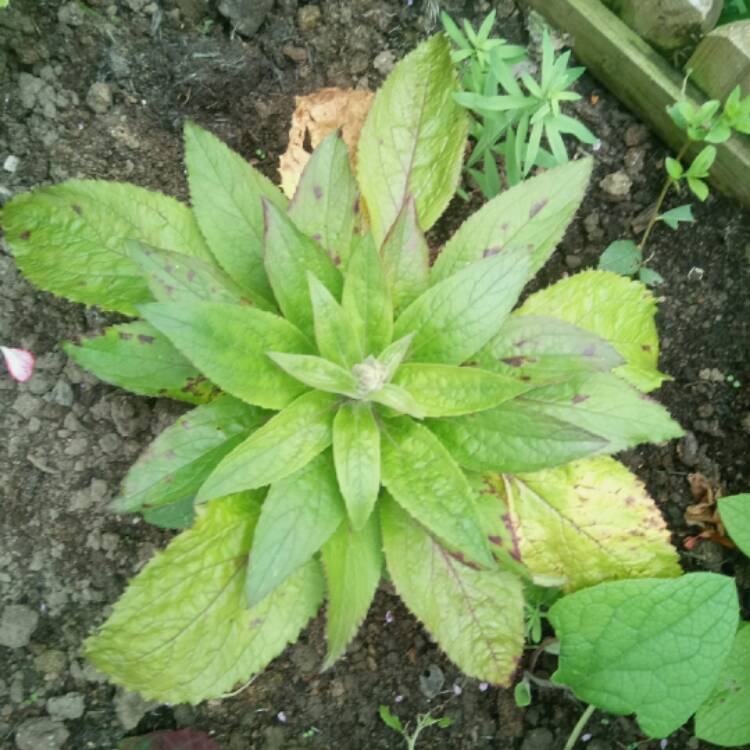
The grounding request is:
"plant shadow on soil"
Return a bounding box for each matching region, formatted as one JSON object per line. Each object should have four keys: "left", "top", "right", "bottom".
{"left": 0, "top": 1, "right": 749, "bottom": 748}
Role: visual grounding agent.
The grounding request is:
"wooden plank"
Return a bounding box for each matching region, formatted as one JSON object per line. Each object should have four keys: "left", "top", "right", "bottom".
{"left": 689, "top": 21, "right": 750, "bottom": 101}
{"left": 524, "top": 0, "right": 750, "bottom": 208}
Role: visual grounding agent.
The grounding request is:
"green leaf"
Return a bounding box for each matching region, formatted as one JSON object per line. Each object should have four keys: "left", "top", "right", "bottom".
{"left": 430, "top": 402, "right": 607, "bottom": 473}
{"left": 380, "top": 419, "right": 493, "bottom": 568}
{"left": 3, "top": 180, "right": 212, "bottom": 315}
{"left": 695, "top": 623, "right": 750, "bottom": 747}
{"left": 381, "top": 497, "right": 524, "bottom": 684}
{"left": 638, "top": 267, "right": 664, "bottom": 286}
{"left": 598, "top": 240, "right": 642, "bottom": 276}
{"left": 86, "top": 493, "right": 324, "bottom": 703}
{"left": 357, "top": 34, "right": 468, "bottom": 244}
{"left": 113, "top": 395, "right": 269, "bottom": 516}
{"left": 379, "top": 705, "right": 404, "bottom": 733}
{"left": 379, "top": 198, "right": 430, "bottom": 314}
{"left": 688, "top": 176, "right": 709, "bottom": 202}
{"left": 392, "top": 363, "right": 532, "bottom": 417}
{"left": 514, "top": 679, "right": 532, "bottom": 707}
{"left": 719, "top": 494, "right": 750, "bottom": 557}
{"left": 550, "top": 573, "right": 739, "bottom": 738}
{"left": 370, "top": 383, "right": 425, "bottom": 419}
{"left": 184, "top": 121, "right": 287, "bottom": 302}
{"left": 139, "top": 302, "right": 312, "bottom": 409}
{"left": 517, "top": 270, "right": 669, "bottom": 392}
{"left": 500, "top": 456, "right": 681, "bottom": 592}
{"left": 431, "top": 159, "right": 593, "bottom": 284}
{"left": 142, "top": 496, "right": 196, "bottom": 530}
{"left": 64, "top": 321, "right": 218, "bottom": 404}
{"left": 342, "top": 233, "right": 393, "bottom": 357}
{"left": 378, "top": 333, "right": 415, "bottom": 381}
{"left": 197, "top": 390, "right": 338, "bottom": 502}
{"left": 665, "top": 157, "right": 684, "bottom": 180}
{"left": 659, "top": 204, "right": 694, "bottom": 230}
{"left": 263, "top": 201, "right": 343, "bottom": 339}
{"left": 308, "top": 274, "right": 361, "bottom": 367}
{"left": 288, "top": 131, "right": 359, "bottom": 266}
{"left": 687, "top": 144, "right": 716, "bottom": 177}
{"left": 332, "top": 403, "right": 381, "bottom": 530}
{"left": 267, "top": 352, "right": 358, "bottom": 396}
{"left": 393, "top": 246, "right": 531, "bottom": 365}
{"left": 245, "top": 453, "right": 344, "bottom": 606}
{"left": 479, "top": 315, "right": 624, "bottom": 386}
{"left": 322, "top": 514, "right": 383, "bottom": 669}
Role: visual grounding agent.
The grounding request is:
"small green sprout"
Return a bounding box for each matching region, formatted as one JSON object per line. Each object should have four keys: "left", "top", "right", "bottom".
{"left": 379, "top": 704, "right": 454, "bottom": 750}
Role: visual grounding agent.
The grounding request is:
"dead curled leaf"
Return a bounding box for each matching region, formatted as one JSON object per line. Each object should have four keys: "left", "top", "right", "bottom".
{"left": 278, "top": 87, "right": 374, "bottom": 199}
{"left": 683, "top": 472, "right": 735, "bottom": 550}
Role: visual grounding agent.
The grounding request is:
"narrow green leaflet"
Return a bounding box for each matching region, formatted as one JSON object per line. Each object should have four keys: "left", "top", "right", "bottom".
{"left": 342, "top": 234, "right": 393, "bottom": 357}
{"left": 64, "top": 321, "right": 218, "bottom": 404}
{"left": 309, "top": 275, "right": 362, "bottom": 367}
{"left": 370, "top": 383, "right": 425, "bottom": 420}
{"left": 393, "top": 246, "right": 531, "bottom": 365}
{"left": 718, "top": 494, "right": 750, "bottom": 557}
{"left": 380, "top": 418, "right": 493, "bottom": 568}
{"left": 379, "top": 333, "right": 415, "bottom": 381}
{"left": 431, "top": 158, "right": 593, "bottom": 284}
{"left": 245, "top": 453, "right": 345, "bottom": 606}
{"left": 695, "top": 623, "right": 750, "bottom": 747}
{"left": 112, "top": 396, "right": 269, "bottom": 516}
{"left": 379, "top": 199, "right": 430, "bottom": 314}
{"left": 86, "top": 494, "right": 324, "bottom": 703}
{"left": 499, "top": 456, "right": 681, "bottom": 592}
{"left": 322, "top": 515, "right": 383, "bottom": 669}
{"left": 263, "top": 201, "right": 342, "bottom": 339}
{"left": 2, "top": 180, "right": 212, "bottom": 315}
{"left": 139, "top": 302, "right": 312, "bottom": 409}
{"left": 550, "top": 573, "right": 739, "bottom": 738}
{"left": 357, "top": 34, "right": 468, "bottom": 244}
{"left": 142, "top": 495, "right": 196, "bottom": 530}
{"left": 184, "top": 121, "right": 287, "bottom": 302}
{"left": 333, "top": 403, "right": 381, "bottom": 530}
{"left": 393, "top": 363, "right": 532, "bottom": 417}
{"left": 517, "top": 270, "right": 668, "bottom": 391}
{"left": 288, "top": 131, "right": 359, "bottom": 265}
{"left": 267, "top": 352, "right": 358, "bottom": 396}
{"left": 197, "top": 390, "right": 338, "bottom": 502}
{"left": 381, "top": 498, "right": 524, "bottom": 684}
{"left": 430, "top": 402, "right": 607, "bottom": 473}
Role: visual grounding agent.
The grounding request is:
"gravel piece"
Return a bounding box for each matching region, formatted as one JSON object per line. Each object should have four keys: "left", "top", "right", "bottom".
{"left": 0, "top": 605, "right": 38, "bottom": 648}
{"left": 15, "top": 718, "right": 69, "bottom": 750}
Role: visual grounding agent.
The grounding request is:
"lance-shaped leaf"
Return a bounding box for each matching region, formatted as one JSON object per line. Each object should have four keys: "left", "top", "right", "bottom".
{"left": 380, "top": 418, "right": 494, "bottom": 568}
{"left": 342, "top": 234, "right": 393, "bottom": 357}
{"left": 322, "top": 514, "right": 383, "bottom": 670}
{"left": 695, "top": 623, "right": 750, "bottom": 747}
{"left": 550, "top": 573, "right": 739, "bottom": 738}
{"left": 263, "top": 200, "right": 342, "bottom": 340}
{"left": 381, "top": 497, "right": 524, "bottom": 684}
{"left": 430, "top": 403, "right": 607, "bottom": 473}
{"left": 197, "top": 390, "right": 338, "bottom": 502}
{"left": 718, "top": 493, "right": 750, "bottom": 558}
{"left": 496, "top": 456, "right": 681, "bottom": 592}
{"left": 64, "top": 321, "right": 218, "bottom": 404}
{"left": 3, "top": 180, "right": 212, "bottom": 315}
{"left": 86, "top": 493, "right": 324, "bottom": 704}
{"left": 184, "top": 121, "right": 287, "bottom": 302}
{"left": 333, "top": 402, "right": 381, "bottom": 530}
{"left": 268, "top": 352, "right": 358, "bottom": 397}
{"left": 517, "top": 270, "right": 668, "bottom": 392}
{"left": 357, "top": 34, "right": 468, "bottom": 244}
{"left": 370, "top": 383, "right": 425, "bottom": 420}
{"left": 127, "top": 241, "right": 273, "bottom": 309}
{"left": 288, "top": 131, "right": 359, "bottom": 266}
{"left": 142, "top": 496, "right": 196, "bottom": 530}
{"left": 479, "top": 315, "right": 624, "bottom": 386}
{"left": 246, "top": 453, "right": 345, "bottom": 606}
{"left": 139, "top": 302, "right": 312, "bottom": 410}
{"left": 378, "top": 333, "right": 414, "bottom": 381}
{"left": 393, "top": 246, "right": 531, "bottom": 365}
{"left": 309, "top": 274, "right": 362, "bottom": 367}
{"left": 393, "top": 363, "right": 532, "bottom": 417}
{"left": 431, "top": 158, "right": 593, "bottom": 284}
{"left": 112, "top": 395, "right": 269, "bottom": 516}
{"left": 516, "top": 373, "right": 684, "bottom": 451}
{"left": 379, "top": 199, "right": 430, "bottom": 314}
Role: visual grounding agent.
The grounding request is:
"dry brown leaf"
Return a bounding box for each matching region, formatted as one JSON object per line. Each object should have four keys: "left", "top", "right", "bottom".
{"left": 278, "top": 87, "right": 374, "bottom": 199}
{"left": 683, "top": 472, "right": 735, "bottom": 550}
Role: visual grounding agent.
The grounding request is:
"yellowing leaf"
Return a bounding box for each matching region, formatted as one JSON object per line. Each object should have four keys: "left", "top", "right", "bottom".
{"left": 497, "top": 456, "right": 681, "bottom": 592}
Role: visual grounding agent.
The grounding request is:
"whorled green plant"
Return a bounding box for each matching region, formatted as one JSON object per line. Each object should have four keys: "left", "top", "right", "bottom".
{"left": 2, "top": 35, "right": 685, "bottom": 703}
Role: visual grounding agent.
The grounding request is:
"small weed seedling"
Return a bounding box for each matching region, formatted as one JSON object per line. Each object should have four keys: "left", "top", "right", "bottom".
{"left": 379, "top": 704, "right": 453, "bottom": 750}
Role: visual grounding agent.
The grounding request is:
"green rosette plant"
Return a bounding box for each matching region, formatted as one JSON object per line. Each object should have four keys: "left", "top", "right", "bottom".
{"left": 1, "top": 35, "right": 685, "bottom": 703}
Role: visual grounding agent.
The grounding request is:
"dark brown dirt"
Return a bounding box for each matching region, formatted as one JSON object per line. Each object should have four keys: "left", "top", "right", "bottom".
{"left": 1, "top": 1, "right": 749, "bottom": 749}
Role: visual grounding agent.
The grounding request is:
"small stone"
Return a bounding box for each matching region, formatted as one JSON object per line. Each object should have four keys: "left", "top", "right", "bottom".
{"left": 34, "top": 649, "right": 67, "bottom": 677}
{"left": 297, "top": 3, "right": 321, "bottom": 32}
{"left": 678, "top": 431, "right": 700, "bottom": 467}
{"left": 3, "top": 155, "right": 19, "bottom": 173}
{"left": 15, "top": 718, "right": 69, "bottom": 750}
{"left": 0, "top": 605, "right": 38, "bottom": 648}
{"left": 565, "top": 253, "right": 583, "bottom": 269}
{"left": 624, "top": 123, "right": 649, "bottom": 147}
{"left": 282, "top": 45, "right": 308, "bottom": 63}
{"left": 46, "top": 692, "right": 85, "bottom": 720}
{"left": 373, "top": 50, "right": 396, "bottom": 76}
{"left": 217, "top": 0, "right": 273, "bottom": 37}
{"left": 697, "top": 402, "right": 714, "bottom": 418}
{"left": 599, "top": 170, "right": 632, "bottom": 198}
{"left": 126, "top": 0, "right": 149, "bottom": 10}
{"left": 18, "top": 73, "right": 44, "bottom": 110}
{"left": 57, "top": 1, "right": 84, "bottom": 26}
{"left": 583, "top": 211, "right": 604, "bottom": 241}
{"left": 521, "top": 727, "right": 555, "bottom": 750}
{"left": 49, "top": 380, "right": 74, "bottom": 407}
{"left": 419, "top": 663, "right": 445, "bottom": 698}
{"left": 86, "top": 82, "right": 113, "bottom": 114}
{"left": 114, "top": 689, "right": 159, "bottom": 731}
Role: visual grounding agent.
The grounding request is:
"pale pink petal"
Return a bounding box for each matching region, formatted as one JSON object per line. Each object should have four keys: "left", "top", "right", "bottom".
{"left": 1, "top": 346, "right": 35, "bottom": 382}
